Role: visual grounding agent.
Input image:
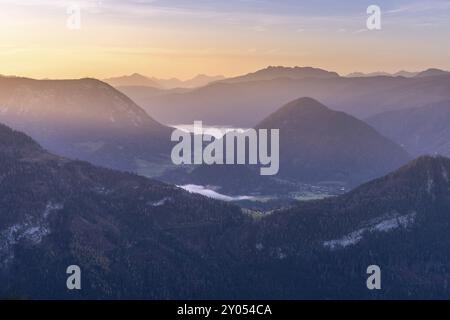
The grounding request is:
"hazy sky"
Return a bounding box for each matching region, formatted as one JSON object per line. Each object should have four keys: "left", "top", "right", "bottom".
{"left": 1, "top": 0, "right": 449, "bottom": 79}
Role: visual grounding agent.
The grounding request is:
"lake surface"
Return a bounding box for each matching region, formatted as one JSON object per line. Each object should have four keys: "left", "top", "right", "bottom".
{"left": 179, "top": 184, "right": 255, "bottom": 201}
{"left": 171, "top": 124, "right": 249, "bottom": 138}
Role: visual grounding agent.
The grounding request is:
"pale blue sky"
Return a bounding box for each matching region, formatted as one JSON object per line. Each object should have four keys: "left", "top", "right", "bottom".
{"left": 1, "top": 0, "right": 449, "bottom": 78}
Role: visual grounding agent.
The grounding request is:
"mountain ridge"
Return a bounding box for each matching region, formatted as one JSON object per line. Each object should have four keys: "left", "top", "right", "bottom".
{"left": 134, "top": 66, "right": 450, "bottom": 126}
{"left": 221, "top": 66, "right": 340, "bottom": 83}
{"left": 0, "top": 76, "right": 174, "bottom": 175}
{"left": 367, "top": 100, "right": 450, "bottom": 157}
{"left": 161, "top": 97, "right": 411, "bottom": 195}
{"left": 0, "top": 122, "right": 244, "bottom": 299}
{"left": 255, "top": 97, "right": 411, "bottom": 186}
{"left": 104, "top": 73, "right": 225, "bottom": 89}
{"left": 1, "top": 123, "right": 450, "bottom": 299}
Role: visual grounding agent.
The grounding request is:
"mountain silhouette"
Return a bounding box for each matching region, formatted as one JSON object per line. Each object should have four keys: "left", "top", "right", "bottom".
{"left": 104, "top": 73, "right": 225, "bottom": 89}
{"left": 103, "top": 73, "right": 162, "bottom": 88}
{"left": 255, "top": 97, "right": 411, "bottom": 186}
{"left": 0, "top": 76, "right": 173, "bottom": 175}
{"left": 0, "top": 122, "right": 243, "bottom": 299}
{"left": 133, "top": 66, "right": 450, "bottom": 126}
{"left": 2, "top": 123, "right": 450, "bottom": 299}
{"left": 367, "top": 100, "right": 450, "bottom": 157}
{"left": 161, "top": 98, "right": 411, "bottom": 194}
{"left": 415, "top": 68, "right": 450, "bottom": 78}
{"left": 221, "top": 66, "right": 339, "bottom": 83}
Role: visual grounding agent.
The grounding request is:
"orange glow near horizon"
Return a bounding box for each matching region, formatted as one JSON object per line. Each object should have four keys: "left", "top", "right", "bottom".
{"left": 1, "top": 1, "right": 449, "bottom": 80}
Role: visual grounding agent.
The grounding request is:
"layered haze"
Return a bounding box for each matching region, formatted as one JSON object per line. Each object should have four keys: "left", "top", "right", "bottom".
{"left": 3, "top": 0, "right": 450, "bottom": 300}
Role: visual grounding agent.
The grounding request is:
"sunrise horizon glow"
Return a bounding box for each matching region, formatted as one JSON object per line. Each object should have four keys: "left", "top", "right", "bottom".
{"left": 1, "top": 0, "right": 450, "bottom": 80}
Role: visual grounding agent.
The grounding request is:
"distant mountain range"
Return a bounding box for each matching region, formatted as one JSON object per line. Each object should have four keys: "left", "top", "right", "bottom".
{"left": 4, "top": 65, "right": 450, "bottom": 299}
{"left": 222, "top": 66, "right": 339, "bottom": 83}
{"left": 0, "top": 74, "right": 416, "bottom": 193}
{"left": 346, "top": 68, "right": 450, "bottom": 78}
{"left": 104, "top": 73, "right": 225, "bottom": 89}
{"left": 128, "top": 66, "right": 450, "bottom": 126}
{"left": 347, "top": 71, "right": 418, "bottom": 78}
{"left": 103, "top": 73, "right": 162, "bottom": 88}
{"left": 2, "top": 123, "right": 450, "bottom": 299}
{"left": 415, "top": 68, "right": 450, "bottom": 78}
{"left": 115, "top": 86, "right": 192, "bottom": 115}
{"left": 367, "top": 100, "right": 450, "bottom": 157}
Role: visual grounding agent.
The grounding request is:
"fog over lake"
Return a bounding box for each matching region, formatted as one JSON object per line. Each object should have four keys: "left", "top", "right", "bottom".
{"left": 171, "top": 124, "right": 249, "bottom": 138}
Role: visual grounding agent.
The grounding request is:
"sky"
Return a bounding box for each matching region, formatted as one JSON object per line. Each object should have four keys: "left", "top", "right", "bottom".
{"left": 0, "top": 0, "right": 450, "bottom": 79}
